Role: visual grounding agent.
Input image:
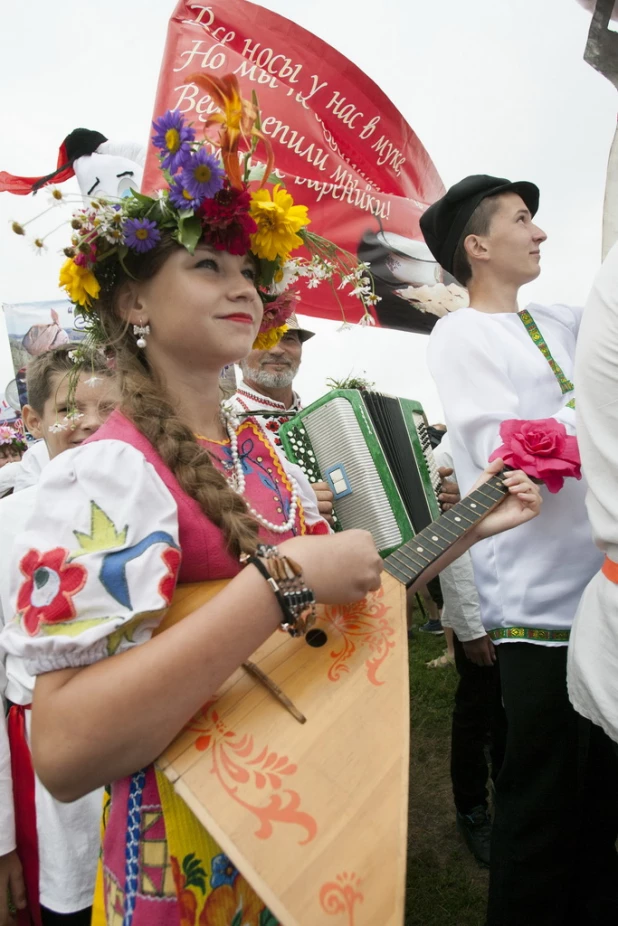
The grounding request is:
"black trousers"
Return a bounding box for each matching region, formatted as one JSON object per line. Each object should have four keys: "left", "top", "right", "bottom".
{"left": 451, "top": 634, "right": 506, "bottom": 814}
{"left": 40, "top": 907, "right": 92, "bottom": 926}
{"left": 487, "top": 643, "right": 618, "bottom": 926}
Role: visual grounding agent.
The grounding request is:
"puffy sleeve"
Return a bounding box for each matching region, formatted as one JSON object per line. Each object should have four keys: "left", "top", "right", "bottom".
{"left": 0, "top": 441, "right": 182, "bottom": 676}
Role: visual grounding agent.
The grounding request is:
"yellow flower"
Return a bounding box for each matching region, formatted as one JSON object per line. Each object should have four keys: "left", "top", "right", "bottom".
{"left": 249, "top": 185, "right": 310, "bottom": 262}
{"left": 59, "top": 259, "right": 100, "bottom": 308}
{"left": 252, "top": 323, "right": 289, "bottom": 351}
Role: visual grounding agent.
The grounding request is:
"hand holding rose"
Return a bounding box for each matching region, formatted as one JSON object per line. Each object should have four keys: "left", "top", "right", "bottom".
{"left": 489, "top": 418, "right": 581, "bottom": 493}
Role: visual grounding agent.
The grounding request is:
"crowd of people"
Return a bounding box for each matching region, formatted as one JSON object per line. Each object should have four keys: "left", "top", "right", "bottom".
{"left": 0, "top": 83, "right": 616, "bottom": 926}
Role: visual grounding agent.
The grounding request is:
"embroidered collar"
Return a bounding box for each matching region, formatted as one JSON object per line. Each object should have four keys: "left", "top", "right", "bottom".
{"left": 236, "top": 383, "right": 301, "bottom": 413}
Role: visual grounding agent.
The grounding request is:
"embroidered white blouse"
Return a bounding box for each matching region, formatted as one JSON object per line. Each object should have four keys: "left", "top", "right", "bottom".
{"left": 427, "top": 304, "right": 602, "bottom": 643}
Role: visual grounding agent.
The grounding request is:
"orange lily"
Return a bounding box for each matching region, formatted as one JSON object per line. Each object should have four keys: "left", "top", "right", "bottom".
{"left": 190, "top": 72, "right": 274, "bottom": 190}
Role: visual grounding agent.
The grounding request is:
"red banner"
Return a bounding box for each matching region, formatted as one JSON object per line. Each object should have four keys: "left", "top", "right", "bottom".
{"left": 144, "top": 0, "right": 464, "bottom": 333}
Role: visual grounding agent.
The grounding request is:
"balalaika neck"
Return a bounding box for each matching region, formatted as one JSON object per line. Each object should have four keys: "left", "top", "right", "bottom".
{"left": 383, "top": 472, "right": 509, "bottom": 588}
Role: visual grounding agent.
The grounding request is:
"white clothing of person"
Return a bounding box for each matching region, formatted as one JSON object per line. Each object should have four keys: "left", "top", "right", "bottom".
{"left": 0, "top": 484, "right": 102, "bottom": 914}
{"left": 0, "top": 461, "right": 21, "bottom": 498}
{"left": 433, "top": 434, "right": 485, "bottom": 643}
{"left": 14, "top": 440, "right": 50, "bottom": 491}
{"left": 231, "top": 380, "right": 301, "bottom": 452}
{"left": 568, "top": 242, "right": 618, "bottom": 743}
{"left": 0, "top": 441, "right": 50, "bottom": 498}
{"left": 0, "top": 671, "right": 14, "bottom": 857}
{"left": 428, "top": 304, "right": 601, "bottom": 644}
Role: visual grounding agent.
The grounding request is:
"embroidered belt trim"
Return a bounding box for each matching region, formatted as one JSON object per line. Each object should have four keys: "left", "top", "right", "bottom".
{"left": 601, "top": 556, "right": 618, "bottom": 584}
{"left": 488, "top": 626, "right": 570, "bottom": 642}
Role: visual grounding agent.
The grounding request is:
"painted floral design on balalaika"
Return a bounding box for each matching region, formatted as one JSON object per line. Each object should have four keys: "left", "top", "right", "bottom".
{"left": 156, "top": 474, "right": 509, "bottom": 926}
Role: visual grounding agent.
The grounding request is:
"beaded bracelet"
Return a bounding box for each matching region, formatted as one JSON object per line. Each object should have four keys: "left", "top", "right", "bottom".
{"left": 241, "top": 544, "right": 317, "bottom": 637}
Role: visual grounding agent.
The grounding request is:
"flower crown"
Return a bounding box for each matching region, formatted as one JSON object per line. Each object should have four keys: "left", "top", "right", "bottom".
{"left": 0, "top": 424, "right": 27, "bottom": 454}
{"left": 11, "top": 74, "right": 378, "bottom": 351}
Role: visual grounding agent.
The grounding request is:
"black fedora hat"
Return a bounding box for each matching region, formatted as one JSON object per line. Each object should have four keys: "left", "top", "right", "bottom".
{"left": 420, "top": 174, "right": 539, "bottom": 277}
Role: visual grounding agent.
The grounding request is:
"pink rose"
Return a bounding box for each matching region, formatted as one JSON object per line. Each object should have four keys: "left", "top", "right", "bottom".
{"left": 489, "top": 418, "right": 581, "bottom": 494}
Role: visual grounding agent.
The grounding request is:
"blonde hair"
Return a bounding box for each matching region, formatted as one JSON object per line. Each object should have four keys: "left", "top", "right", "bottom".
{"left": 95, "top": 238, "right": 260, "bottom": 558}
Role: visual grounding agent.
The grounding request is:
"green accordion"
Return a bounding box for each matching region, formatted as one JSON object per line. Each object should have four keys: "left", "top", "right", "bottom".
{"left": 279, "top": 390, "right": 442, "bottom": 557}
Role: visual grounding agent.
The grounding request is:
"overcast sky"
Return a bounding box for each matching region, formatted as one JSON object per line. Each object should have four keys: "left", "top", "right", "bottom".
{"left": 0, "top": 0, "right": 615, "bottom": 420}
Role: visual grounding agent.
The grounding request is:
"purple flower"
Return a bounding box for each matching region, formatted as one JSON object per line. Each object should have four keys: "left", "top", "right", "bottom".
{"left": 123, "top": 217, "right": 161, "bottom": 253}
{"left": 168, "top": 178, "right": 202, "bottom": 211}
{"left": 181, "top": 148, "right": 225, "bottom": 201}
{"left": 151, "top": 110, "right": 195, "bottom": 173}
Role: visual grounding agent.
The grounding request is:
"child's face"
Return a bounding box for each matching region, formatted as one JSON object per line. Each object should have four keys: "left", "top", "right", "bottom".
{"left": 0, "top": 446, "right": 22, "bottom": 468}
{"left": 24, "top": 372, "right": 120, "bottom": 459}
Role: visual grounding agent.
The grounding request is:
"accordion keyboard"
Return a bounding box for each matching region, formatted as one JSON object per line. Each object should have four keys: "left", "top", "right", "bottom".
{"left": 412, "top": 413, "right": 442, "bottom": 508}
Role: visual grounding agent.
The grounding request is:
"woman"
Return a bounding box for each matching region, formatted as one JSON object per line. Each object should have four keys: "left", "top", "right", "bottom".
{"left": 1, "top": 87, "right": 540, "bottom": 925}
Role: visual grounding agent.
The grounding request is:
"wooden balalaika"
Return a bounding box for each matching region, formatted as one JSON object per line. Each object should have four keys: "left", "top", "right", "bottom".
{"left": 157, "top": 397, "right": 510, "bottom": 925}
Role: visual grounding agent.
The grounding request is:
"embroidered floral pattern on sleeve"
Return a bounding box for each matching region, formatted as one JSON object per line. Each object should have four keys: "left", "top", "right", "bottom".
{"left": 17, "top": 547, "right": 87, "bottom": 635}
{"left": 15, "top": 500, "right": 182, "bottom": 640}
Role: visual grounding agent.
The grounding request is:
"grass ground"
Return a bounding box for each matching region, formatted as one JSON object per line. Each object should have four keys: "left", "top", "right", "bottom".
{"left": 405, "top": 629, "right": 488, "bottom": 926}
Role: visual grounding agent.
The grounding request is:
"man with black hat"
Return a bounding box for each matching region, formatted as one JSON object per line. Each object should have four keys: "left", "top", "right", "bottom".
{"left": 421, "top": 176, "right": 618, "bottom": 925}
{"left": 232, "top": 312, "right": 334, "bottom": 524}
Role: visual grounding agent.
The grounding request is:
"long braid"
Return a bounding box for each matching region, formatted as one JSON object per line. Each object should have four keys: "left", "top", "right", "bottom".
{"left": 118, "top": 350, "right": 259, "bottom": 557}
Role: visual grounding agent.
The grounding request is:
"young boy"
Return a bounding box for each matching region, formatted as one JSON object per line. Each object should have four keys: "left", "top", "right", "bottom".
{"left": 421, "top": 176, "right": 618, "bottom": 926}
{"left": 0, "top": 344, "right": 119, "bottom": 926}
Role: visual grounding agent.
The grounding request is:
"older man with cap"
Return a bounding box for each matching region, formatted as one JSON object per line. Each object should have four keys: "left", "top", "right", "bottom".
{"left": 420, "top": 176, "right": 618, "bottom": 926}
{"left": 232, "top": 313, "right": 334, "bottom": 523}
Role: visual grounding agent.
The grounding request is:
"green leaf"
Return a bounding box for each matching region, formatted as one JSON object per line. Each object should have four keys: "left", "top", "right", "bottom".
{"left": 231, "top": 911, "right": 243, "bottom": 926}
{"left": 246, "top": 165, "right": 284, "bottom": 187}
{"left": 177, "top": 214, "right": 203, "bottom": 254}
{"left": 258, "top": 258, "right": 278, "bottom": 288}
{"left": 128, "top": 189, "right": 157, "bottom": 208}
{"left": 116, "top": 246, "right": 137, "bottom": 281}
{"left": 260, "top": 909, "right": 280, "bottom": 926}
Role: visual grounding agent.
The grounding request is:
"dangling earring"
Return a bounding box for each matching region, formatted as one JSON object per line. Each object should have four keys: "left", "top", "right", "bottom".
{"left": 133, "top": 321, "right": 150, "bottom": 349}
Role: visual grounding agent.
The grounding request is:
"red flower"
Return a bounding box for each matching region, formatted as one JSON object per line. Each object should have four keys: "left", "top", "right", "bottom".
{"left": 198, "top": 184, "right": 253, "bottom": 229}
{"left": 202, "top": 214, "right": 256, "bottom": 255}
{"left": 261, "top": 291, "right": 299, "bottom": 332}
{"left": 199, "top": 186, "right": 257, "bottom": 255}
{"left": 489, "top": 418, "right": 581, "bottom": 494}
{"left": 158, "top": 546, "right": 182, "bottom": 606}
{"left": 265, "top": 420, "right": 280, "bottom": 432}
{"left": 17, "top": 548, "right": 87, "bottom": 636}
{"left": 307, "top": 520, "right": 330, "bottom": 535}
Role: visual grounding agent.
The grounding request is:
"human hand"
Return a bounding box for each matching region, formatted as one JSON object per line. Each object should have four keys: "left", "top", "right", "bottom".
{"left": 463, "top": 634, "right": 496, "bottom": 666}
{"left": 438, "top": 468, "right": 460, "bottom": 511}
{"left": 471, "top": 460, "right": 541, "bottom": 541}
{"left": 312, "top": 481, "right": 335, "bottom": 526}
{"left": 0, "top": 850, "right": 26, "bottom": 926}
{"left": 281, "top": 530, "right": 383, "bottom": 604}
